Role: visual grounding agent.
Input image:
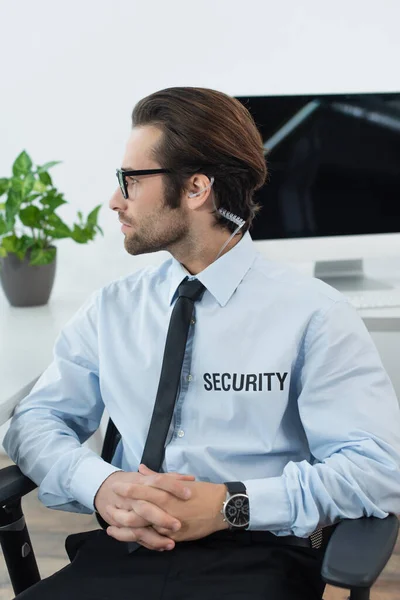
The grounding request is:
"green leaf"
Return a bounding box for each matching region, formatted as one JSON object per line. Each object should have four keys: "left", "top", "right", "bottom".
{"left": 12, "top": 151, "right": 33, "bottom": 177}
{"left": 22, "top": 173, "right": 36, "bottom": 197}
{"left": 24, "top": 193, "right": 41, "bottom": 204}
{"left": 11, "top": 174, "right": 35, "bottom": 199}
{"left": 0, "top": 178, "right": 9, "bottom": 197}
{"left": 0, "top": 246, "right": 6, "bottom": 258}
{"left": 0, "top": 214, "right": 7, "bottom": 235}
{"left": 70, "top": 224, "right": 91, "bottom": 243}
{"left": 86, "top": 204, "right": 102, "bottom": 226}
{"left": 40, "top": 192, "right": 67, "bottom": 213}
{"left": 96, "top": 224, "right": 104, "bottom": 236}
{"left": 36, "top": 161, "right": 61, "bottom": 173}
{"left": 45, "top": 228, "right": 70, "bottom": 239}
{"left": 19, "top": 235, "right": 36, "bottom": 253}
{"left": 4, "top": 235, "right": 36, "bottom": 260}
{"left": 45, "top": 213, "right": 68, "bottom": 228}
{"left": 5, "top": 213, "right": 15, "bottom": 232}
{"left": 39, "top": 171, "right": 52, "bottom": 186}
{"left": 1, "top": 235, "right": 19, "bottom": 253}
{"left": 19, "top": 205, "right": 42, "bottom": 227}
{"left": 29, "top": 247, "right": 56, "bottom": 266}
{"left": 33, "top": 180, "right": 47, "bottom": 194}
{"left": 10, "top": 178, "right": 24, "bottom": 195}
{"left": 5, "top": 188, "right": 21, "bottom": 229}
{"left": 42, "top": 213, "right": 71, "bottom": 239}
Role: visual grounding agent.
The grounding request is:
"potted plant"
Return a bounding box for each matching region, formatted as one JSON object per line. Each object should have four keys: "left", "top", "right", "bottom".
{"left": 0, "top": 150, "right": 103, "bottom": 307}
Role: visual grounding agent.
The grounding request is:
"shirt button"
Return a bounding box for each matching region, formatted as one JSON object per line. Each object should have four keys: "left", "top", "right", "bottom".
{"left": 177, "top": 430, "right": 185, "bottom": 438}
{"left": 187, "top": 374, "right": 193, "bottom": 382}
{"left": 191, "top": 318, "right": 196, "bottom": 325}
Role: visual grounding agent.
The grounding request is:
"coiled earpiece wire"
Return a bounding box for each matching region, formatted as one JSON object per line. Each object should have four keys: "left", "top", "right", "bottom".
{"left": 214, "top": 208, "right": 245, "bottom": 260}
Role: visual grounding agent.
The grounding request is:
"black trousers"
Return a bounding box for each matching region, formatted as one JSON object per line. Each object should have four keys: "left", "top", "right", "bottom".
{"left": 15, "top": 529, "right": 326, "bottom": 600}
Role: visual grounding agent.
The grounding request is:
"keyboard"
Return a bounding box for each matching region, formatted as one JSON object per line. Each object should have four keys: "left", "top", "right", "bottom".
{"left": 344, "top": 291, "right": 400, "bottom": 310}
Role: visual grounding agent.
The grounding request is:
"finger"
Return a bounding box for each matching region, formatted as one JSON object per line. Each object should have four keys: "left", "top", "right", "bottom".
{"left": 134, "top": 526, "right": 176, "bottom": 551}
{"left": 106, "top": 506, "right": 146, "bottom": 528}
{"left": 144, "top": 474, "right": 192, "bottom": 499}
{"left": 153, "top": 525, "right": 174, "bottom": 537}
{"left": 107, "top": 526, "right": 175, "bottom": 551}
{"left": 132, "top": 499, "right": 181, "bottom": 531}
{"left": 109, "top": 503, "right": 150, "bottom": 527}
{"left": 114, "top": 495, "right": 151, "bottom": 518}
{"left": 139, "top": 464, "right": 195, "bottom": 481}
{"left": 102, "top": 506, "right": 123, "bottom": 528}
{"left": 112, "top": 479, "right": 191, "bottom": 501}
{"left": 108, "top": 502, "right": 181, "bottom": 532}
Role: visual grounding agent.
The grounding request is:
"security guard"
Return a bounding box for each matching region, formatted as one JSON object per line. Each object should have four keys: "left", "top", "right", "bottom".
{"left": 5, "top": 87, "right": 400, "bottom": 600}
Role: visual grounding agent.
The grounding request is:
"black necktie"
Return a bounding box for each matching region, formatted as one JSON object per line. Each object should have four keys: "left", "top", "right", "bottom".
{"left": 140, "top": 277, "right": 205, "bottom": 472}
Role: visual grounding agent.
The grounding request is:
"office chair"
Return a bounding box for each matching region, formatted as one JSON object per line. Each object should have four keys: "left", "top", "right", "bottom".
{"left": 0, "top": 419, "right": 398, "bottom": 599}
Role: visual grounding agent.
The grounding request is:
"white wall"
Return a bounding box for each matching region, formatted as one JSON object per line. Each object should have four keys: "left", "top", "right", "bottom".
{"left": 1, "top": 0, "right": 399, "bottom": 257}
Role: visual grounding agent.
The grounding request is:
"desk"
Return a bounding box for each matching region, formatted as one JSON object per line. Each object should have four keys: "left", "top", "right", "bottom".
{"left": 1, "top": 239, "right": 400, "bottom": 427}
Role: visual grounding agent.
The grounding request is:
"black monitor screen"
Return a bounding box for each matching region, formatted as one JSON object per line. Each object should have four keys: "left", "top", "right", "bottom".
{"left": 235, "top": 93, "right": 400, "bottom": 240}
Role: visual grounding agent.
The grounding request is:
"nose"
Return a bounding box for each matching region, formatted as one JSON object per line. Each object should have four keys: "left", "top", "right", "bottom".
{"left": 109, "top": 187, "right": 127, "bottom": 212}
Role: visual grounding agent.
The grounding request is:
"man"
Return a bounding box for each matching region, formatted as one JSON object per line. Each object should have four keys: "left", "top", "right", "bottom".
{"left": 5, "top": 87, "right": 400, "bottom": 599}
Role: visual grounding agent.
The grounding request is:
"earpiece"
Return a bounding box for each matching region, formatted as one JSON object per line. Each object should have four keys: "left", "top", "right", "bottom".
{"left": 188, "top": 177, "right": 215, "bottom": 198}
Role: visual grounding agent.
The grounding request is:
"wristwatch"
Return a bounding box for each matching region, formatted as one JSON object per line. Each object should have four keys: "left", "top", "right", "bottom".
{"left": 221, "top": 481, "right": 250, "bottom": 530}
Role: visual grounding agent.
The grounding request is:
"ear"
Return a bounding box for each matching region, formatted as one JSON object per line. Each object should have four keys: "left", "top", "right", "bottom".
{"left": 185, "top": 174, "right": 214, "bottom": 209}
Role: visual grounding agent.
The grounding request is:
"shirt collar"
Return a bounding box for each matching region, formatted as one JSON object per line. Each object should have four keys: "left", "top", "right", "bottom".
{"left": 168, "top": 232, "right": 258, "bottom": 307}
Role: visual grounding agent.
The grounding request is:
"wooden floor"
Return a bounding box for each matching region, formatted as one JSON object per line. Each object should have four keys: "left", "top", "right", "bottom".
{"left": 0, "top": 456, "right": 399, "bottom": 599}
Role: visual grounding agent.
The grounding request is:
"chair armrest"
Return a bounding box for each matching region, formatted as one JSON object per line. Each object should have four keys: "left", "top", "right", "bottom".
{"left": 0, "top": 376, "right": 41, "bottom": 427}
{"left": 0, "top": 465, "right": 37, "bottom": 505}
{"left": 321, "top": 514, "right": 399, "bottom": 589}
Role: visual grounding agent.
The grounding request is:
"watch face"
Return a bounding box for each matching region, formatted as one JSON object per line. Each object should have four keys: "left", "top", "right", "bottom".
{"left": 225, "top": 494, "right": 250, "bottom": 527}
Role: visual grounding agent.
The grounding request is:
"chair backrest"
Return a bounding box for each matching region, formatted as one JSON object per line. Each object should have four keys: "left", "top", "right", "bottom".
{"left": 95, "top": 418, "right": 121, "bottom": 530}
{"left": 101, "top": 418, "right": 121, "bottom": 463}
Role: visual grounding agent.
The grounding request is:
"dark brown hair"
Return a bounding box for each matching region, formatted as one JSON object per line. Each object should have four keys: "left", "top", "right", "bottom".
{"left": 131, "top": 87, "right": 267, "bottom": 234}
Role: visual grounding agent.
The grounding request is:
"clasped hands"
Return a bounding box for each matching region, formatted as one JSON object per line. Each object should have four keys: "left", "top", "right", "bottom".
{"left": 94, "top": 463, "right": 228, "bottom": 551}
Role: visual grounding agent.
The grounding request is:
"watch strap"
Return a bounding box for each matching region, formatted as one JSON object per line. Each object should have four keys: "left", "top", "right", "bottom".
{"left": 224, "top": 481, "right": 247, "bottom": 495}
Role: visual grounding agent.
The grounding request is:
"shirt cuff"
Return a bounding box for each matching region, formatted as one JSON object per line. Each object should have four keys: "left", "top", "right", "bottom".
{"left": 244, "top": 476, "right": 291, "bottom": 531}
{"left": 69, "top": 453, "right": 122, "bottom": 511}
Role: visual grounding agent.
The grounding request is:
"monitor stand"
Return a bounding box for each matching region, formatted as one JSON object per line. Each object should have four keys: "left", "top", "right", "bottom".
{"left": 314, "top": 259, "right": 393, "bottom": 293}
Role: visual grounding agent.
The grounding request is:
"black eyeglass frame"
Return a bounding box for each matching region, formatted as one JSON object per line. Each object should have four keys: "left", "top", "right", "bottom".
{"left": 116, "top": 168, "right": 173, "bottom": 199}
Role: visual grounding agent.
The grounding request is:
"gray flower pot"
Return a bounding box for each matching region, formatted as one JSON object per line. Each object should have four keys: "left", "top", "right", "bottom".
{"left": 0, "top": 247, "right": 57, "bottom": 307}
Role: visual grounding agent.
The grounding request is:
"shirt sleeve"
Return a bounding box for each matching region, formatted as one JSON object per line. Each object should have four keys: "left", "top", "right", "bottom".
{"left": 3, "top": 291, "right": 120, "bottom": 514}
{"left": 244, "top": 300, "right": 400, "bottom": 536}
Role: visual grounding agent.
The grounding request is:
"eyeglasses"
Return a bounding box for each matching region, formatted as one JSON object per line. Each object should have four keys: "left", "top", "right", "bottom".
{"left": 116, "top": 168, "right": 172, "bottom": 199}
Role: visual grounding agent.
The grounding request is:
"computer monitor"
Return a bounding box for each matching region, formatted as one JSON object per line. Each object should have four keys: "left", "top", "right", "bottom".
{"left": 236, "top": 92, "right": 400, "bottom": 291}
